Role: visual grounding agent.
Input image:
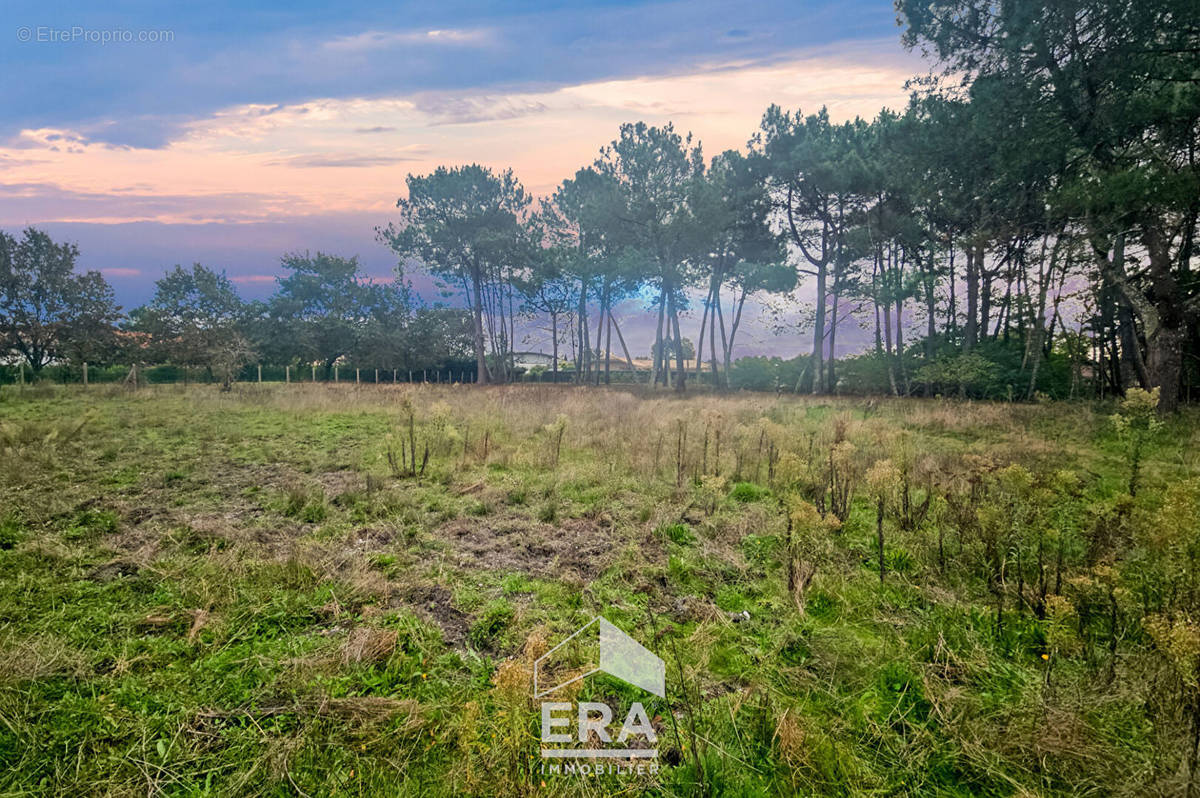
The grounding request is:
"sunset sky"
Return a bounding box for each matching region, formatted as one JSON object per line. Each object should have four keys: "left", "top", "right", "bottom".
{"left": 4, "top": 0, "right": 926, "bottom": 354}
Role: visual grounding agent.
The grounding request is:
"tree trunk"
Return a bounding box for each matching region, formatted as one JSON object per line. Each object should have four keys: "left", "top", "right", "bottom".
{"left": 610, "top": 310, "right": 638, "bottom": 378}
{"left": 725, "top": 288, "right": 747, "bottom": 388}
{"left": 551, "top": 312, "right": 559, "bottom": 382}
{"left": 811, "top": 265, "right": 827, "bottom": 394}
{"left": 947, "top": 241, "right": 957, "bottom": 334}
{"left": 884, "top": 296, "right": 898, "bottom": 397}
{"left": 1147, "top": 325, "right": 1185, "bottom": 414}
{"left": 696, "top": 278, "right": 713, "bottom": 384}
{"left": 710, "top": 280, "right": 722, "bottom": 389}
{"left": 470, "top": 267, "right": 489, "bottom": 384}
{"left": 923, "top": 253, "right": 937, "bottom": 363}
{"left": 668, "top": 289, "right": 687, "bottom": 393}
{"left": 577, "top": 277, "right": 591, "bottom": 384}
{"left": 1142, "top": 223, "right": 1189, "bottom": 412}
{"left": 604, "top": 300, "right": 613, "bottom": 385}
{"left": 964, "top": 245, "right": 980, "bottom": 352}
{"left": 594, "top": 282, "right": 607, "bottom": 386}
{"left": 651, "top": 285, "right": 666, "bottom": 387}
{"left": 827, "top": 288, "right": 839, "bottom": 392}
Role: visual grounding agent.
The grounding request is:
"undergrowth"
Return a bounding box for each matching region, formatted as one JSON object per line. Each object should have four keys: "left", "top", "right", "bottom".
{"left": 0, "top": 382, "right": 1197, "bottom": 796}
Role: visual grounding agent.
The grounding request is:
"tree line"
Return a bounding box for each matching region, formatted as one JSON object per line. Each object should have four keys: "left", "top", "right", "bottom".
{"left": 0, "top": 236, "right": 476, "bottom": 387}
{"left": 2, "top": 0, "right": 1197, "bottom": 408}
{"left": 382, "top": 0, "right": 1198, "bottom": 410}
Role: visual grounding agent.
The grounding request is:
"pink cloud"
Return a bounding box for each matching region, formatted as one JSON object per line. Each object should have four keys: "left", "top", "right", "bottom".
{"left": 100, "top": 267, "right": 141, "bottom": 277}
{"left": 230, "top": 274, "right": 278, "bottom": 284}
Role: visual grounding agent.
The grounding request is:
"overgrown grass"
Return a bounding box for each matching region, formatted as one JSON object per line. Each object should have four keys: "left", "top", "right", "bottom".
{"left": 1, "top": 382, "right": 1198, "bottom": 796}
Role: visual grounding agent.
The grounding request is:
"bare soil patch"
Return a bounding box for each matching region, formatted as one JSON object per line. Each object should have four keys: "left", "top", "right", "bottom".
{"left": 393, "top": 583, "right": 472, "bottom": 645}
{"left": 431, "top": 513, "right": 627, "bottom": 579}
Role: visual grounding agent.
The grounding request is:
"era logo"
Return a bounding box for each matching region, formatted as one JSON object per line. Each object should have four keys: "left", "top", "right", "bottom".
{"left": 540, "top": 701, "right": 657, "bottom": 745}
{"left": 534, "top": 616, "right": 664, "bottom": 765}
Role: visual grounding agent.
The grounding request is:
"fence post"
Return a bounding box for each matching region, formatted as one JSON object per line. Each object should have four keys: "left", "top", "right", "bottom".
{"left": 335, "top": 366, "right": 339, "bottom": 382}
{"left": 423, "top": 370, "right": 427, "bottom": 383}
{"left": 375, "top": 368, "right": 379, "bottom": 383}
{"left": 393, "top": 368, "right": 397, "bottom": 383}
{"left": 408, "top": 370, "right": 412, "bottom": 383}
{"left": 257, "top": 364, "right": 262, "bottom": 383}
{"left": 356, "top": 368, "right": 360, "bottom": 384}
{"left": 285, "top": 365, "right": 290, "bottom": 383}
{"left": 312, "top": 364, "right": 317, "bottom": 382}
{"left": 18, "top": 362, "right": 25, "bottom": 386}
{"left": 83, "top": 361, "right": 88, "bottom": 387}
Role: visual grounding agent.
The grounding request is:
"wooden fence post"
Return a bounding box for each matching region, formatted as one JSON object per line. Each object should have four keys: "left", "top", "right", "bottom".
{"left": 393, "top": 368, "right": 397, "bottom": 383}
{"left": 375, "top": 368, "right": 379, "bottom": 383}
{"left": 257, "top": 364, "right": 262, "bottom": 383}
{"left": 18, "top": 362, "right": 25, "bottom": 386}
{"left": 356, "top": 368, "right": 360, "bottom": 384}
{"left": 83, "top": 362, "right": 89, "bottom": 386}
{"left": 312, "top": 364, "right": 317, "bottom": 382}
{"left": 335, "top": 366, "right": 339, "bottom": 382}
{"left": 285, "top": 365, "right": 290, "bottom": 383}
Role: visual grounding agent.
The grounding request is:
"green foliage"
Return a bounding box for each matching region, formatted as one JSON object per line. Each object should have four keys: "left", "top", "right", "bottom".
{"left": 658, "top": 522, "right": 696, "bottom": 545}
{"left": 382, "top": 165, "right": 532, "bottom": 383}
{"left": 1111, "top": 387, "right": 1164, "bottom": 495}
{"left": 468, "top": 599, "right": 514, "bottom": 649}
{"left": 130, "top": 263, "right": 253, "bottom": 387}
{"left": 727, "top": 354, "right": 811, "bottom": 392}
{"left": 0, "top": 228, "right": 122, "bottom": 372}
{"left": 914, "top": 351, "right": 999, "bottom": 397}
{"left": 0, "top": 361, "right": 1197, "bottom": 795}
{"left": 63, "top": 508, "right": 118, "bottom": 542}
{"left": 730, "top": 481, "right": 768, "bottom": 502}
{"left": 0, "top": 515, "right": 22, "bottom": 550}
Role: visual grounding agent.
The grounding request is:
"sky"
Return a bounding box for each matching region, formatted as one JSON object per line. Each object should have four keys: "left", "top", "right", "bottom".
{"left": 2, "top": 0, "right": 927, "bottom": 357}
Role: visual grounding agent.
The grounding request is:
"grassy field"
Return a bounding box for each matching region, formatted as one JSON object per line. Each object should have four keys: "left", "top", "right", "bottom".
{"left": 2, "top": 383, "right": 1199, "bottom": 796}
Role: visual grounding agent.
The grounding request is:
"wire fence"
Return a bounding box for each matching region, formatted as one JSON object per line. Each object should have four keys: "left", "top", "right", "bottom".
{"left": 0, "top": 362, "right": 696, "bottom": 387}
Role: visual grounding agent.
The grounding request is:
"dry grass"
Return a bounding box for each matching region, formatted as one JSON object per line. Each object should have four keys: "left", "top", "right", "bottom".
{"left": 2, "top": 382, "right": 1197, "bottom": 796}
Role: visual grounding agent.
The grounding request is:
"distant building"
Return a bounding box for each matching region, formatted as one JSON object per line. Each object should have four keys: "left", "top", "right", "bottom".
{"left": 512, "top": 351, "right": 559, "bottom": 369}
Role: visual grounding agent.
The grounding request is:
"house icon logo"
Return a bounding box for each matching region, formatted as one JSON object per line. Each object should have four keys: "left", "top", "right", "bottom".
{"left": 534, "top": 616, "right": 665, "bottom": 699}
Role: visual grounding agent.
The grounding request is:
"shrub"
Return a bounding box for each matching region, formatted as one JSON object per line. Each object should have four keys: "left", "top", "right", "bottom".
{"left": 730, "top": 481, "right": 768, "bottom": 503}
{"left": 1111, "top": 387, "right": 1162, "bottom": 495}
